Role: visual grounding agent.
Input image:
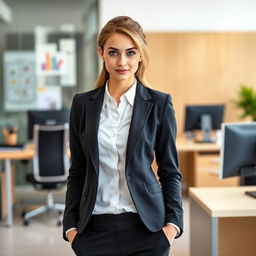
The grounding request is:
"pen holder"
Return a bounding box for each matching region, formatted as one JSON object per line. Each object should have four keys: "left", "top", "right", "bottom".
{"left": 2, "top": 127, "right": 19, "bottom": 145}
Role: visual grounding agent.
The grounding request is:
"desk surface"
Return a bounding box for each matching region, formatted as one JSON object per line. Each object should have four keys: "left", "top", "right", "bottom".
{"left": 176, "top": 137, "right": 220, "bottom": 152}
{"left": 189, "top": 186, "right": 256, "bottom": 217}
{"left": 0, "top": 144, "right": 34, "bottom": 160}
{"left": 0, "top": 139, "right": 220, "bottom": 158}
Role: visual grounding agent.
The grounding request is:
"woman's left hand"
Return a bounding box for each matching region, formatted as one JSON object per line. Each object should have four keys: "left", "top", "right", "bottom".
{"left": 162, "top": 225, "right": 178, "bottom": 245}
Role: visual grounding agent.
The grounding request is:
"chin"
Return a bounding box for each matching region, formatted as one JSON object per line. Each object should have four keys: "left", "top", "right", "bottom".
{"left": 114, "top": 75, "right": 130, "bottom": 81}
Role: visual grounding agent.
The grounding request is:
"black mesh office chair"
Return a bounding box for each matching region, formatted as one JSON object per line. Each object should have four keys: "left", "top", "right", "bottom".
{"left": 22, "top": 124, "right": 69, "bottom": 226}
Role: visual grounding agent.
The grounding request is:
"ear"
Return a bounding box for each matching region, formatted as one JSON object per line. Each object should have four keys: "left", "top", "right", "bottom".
{"left": 98, "top": 47, "right": 104, "bottom": 60}
{"left": 139, "top": 54, "right": 142, "bottom": 62}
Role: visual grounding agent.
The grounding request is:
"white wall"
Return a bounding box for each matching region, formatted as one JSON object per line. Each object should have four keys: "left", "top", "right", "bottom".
{"left": 99, "top": 0, "right": 256, "bottom": 31}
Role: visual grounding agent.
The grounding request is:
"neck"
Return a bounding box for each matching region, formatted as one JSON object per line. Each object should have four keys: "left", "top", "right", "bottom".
{"left": 108, "top": 78, "right": 135, "bottom": 102}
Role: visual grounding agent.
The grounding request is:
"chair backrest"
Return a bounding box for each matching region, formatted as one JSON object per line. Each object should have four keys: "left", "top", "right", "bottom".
{"left": 33, "top": 124, "right": 69, "bottom": 183}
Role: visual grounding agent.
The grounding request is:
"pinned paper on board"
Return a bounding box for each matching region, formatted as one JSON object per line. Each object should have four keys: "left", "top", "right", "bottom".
{"left": 36, "top": 44, "right": 68, "bottom": 76}
{"left": 4, "top": 51, "right": 37, "bottom": 111}
{"left": 59, "top": 38, "right": 76, "bottom": 86}
{"left": 37, "top": 86, "right": 62, "bottom": 110}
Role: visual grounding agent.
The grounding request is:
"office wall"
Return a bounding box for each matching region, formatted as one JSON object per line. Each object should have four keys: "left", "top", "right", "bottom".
{"left": 1, "top": 0, "right": 84, "bottom": 32}
{"left": 99, "top": 0, "right": 256, "bottom": 135}
{"left": 99, "top": 0, "right": 256, "bottom": 31}
{"left": 145, "top": 32, "right": 256, "bottom": 135}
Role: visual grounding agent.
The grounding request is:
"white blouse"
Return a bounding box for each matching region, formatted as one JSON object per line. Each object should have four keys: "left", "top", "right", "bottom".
{"left": 93, "top": 80, "right": 137, "bottom": 214}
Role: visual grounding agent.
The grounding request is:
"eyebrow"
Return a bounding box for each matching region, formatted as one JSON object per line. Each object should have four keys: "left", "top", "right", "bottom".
{"left": 108, "top": 47, "right": 137, "bottom": 51}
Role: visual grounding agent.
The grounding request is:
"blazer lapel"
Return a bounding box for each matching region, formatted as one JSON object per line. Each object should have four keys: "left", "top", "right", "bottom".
{"left": 86, "top": 86, "right": 105, "bottom": 176}
{"left": 126, "top": 81, "right": 153, "bottom": 164}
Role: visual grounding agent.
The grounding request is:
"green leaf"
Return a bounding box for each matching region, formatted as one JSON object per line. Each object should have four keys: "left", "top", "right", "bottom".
{"left": 235, "top": 84, "right": 256, "bottom": 120}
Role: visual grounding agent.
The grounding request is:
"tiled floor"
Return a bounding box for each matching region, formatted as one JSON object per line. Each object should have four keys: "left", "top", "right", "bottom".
{"left": 0, "top": 186, "right": 189, "bottom": 256}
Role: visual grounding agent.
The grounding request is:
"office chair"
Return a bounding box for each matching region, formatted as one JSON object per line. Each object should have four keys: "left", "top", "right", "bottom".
{"left": 22, "top": 124, "right": 69, "bottom": 226}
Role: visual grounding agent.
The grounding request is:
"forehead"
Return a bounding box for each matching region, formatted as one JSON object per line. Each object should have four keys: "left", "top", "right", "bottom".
{"left": 104, "top": 33, "right": 136, "bottom": 49}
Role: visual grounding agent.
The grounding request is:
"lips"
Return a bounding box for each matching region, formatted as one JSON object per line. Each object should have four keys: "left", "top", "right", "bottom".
{"left": 116, "top": 69, "right": 129, "bottom": 74}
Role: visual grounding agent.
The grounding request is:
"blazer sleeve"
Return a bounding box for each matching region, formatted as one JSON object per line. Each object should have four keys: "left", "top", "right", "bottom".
{"left": 155, "top": 94, "right": 183, "bottom": 238}
{"left": 63, "top": 95, "right": 86, "bottom": 240}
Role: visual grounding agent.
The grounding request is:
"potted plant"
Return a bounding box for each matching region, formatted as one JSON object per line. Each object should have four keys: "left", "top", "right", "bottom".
{"left": 235, "top": 84, "right": 256, "bottom": 121}
{"left": 0, "top": 119, "right": 19, "bottom": 145}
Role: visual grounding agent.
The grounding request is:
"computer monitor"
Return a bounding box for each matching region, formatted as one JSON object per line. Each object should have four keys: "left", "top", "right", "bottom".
{"left": 184, "top": 104, "right": 225, "bottom": 143}
{"left": 27, "top": 109, "right": 70, "bottom": 140}
{"left": 220, "top": 122, "right": 256, "bottom": 198}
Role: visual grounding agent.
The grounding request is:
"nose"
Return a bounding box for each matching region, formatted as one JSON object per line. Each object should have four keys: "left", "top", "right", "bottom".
{"left": 118, "top": 54, "right": 127, "bottom": 67}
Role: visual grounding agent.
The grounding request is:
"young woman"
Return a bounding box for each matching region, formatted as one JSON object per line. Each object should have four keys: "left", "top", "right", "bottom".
{"left": 63, "top": 16, "right": 183, "bottom": 256}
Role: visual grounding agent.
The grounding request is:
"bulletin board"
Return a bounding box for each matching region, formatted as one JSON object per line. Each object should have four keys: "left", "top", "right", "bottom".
{"left": 4, "top": 51, "right": 37, "bottom": 111}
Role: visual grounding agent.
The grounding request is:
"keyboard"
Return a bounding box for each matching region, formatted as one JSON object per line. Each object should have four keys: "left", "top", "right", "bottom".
{"left": 0, "top": 143, "right": 24, "bottom": 151}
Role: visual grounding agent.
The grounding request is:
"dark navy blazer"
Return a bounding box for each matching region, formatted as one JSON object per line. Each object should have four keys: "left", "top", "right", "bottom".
{"left": 63, "top": 80, "right": 183, "bottom": 240}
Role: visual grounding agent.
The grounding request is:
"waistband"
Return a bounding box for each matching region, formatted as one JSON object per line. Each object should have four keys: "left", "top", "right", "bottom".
{"left": 87, "top": 212, "right": 142, "bottom": 229}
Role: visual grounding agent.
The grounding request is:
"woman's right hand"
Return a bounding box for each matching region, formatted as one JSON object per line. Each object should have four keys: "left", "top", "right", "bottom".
{"left": 67, "top": 229, "right": 78, "bottom": 245}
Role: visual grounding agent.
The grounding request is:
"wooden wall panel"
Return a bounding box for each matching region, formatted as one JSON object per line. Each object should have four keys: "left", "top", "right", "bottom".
{"left": 145, "top": 33, "right": 256, "bottom": 135}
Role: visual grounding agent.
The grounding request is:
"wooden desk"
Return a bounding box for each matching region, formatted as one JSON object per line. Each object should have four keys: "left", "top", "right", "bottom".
{"left": 0, "top": 145, "right": 34, "bottom": 227}
{"left": 176, "top": 137, "right": 238, "bottom": 188}
{"left": 176, "top": 137, "right": 221, "bottom": 152}
{"left": 189, "top": 186, "right": 256, "bottom": 256}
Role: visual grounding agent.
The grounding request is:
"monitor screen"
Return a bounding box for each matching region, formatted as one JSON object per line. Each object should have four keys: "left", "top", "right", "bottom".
{"left": 27, "top": 109, "right": 70, "bottom": 140}
{"left": 220, "top": 122, "right": 256, "bottom": 179}
{"left": 184, "top": 104, "right": 225, "bottom": 142}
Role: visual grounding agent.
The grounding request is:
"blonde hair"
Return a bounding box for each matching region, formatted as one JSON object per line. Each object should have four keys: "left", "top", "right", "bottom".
{"left": 95, "top": 16, "right": 150, "bottom": 88}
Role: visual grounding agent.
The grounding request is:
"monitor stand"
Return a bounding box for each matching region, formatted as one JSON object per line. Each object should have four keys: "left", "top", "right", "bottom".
{"left": 240, "top": 167, "right": 256, "bottom": 199}
{"left": 195, "top": 114, "right": 215, "bottom": 143}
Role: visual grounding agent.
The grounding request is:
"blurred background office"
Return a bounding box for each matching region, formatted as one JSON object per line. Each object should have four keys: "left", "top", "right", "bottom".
{"left": 0, "top": 1, "right": 256, "bottom": 256}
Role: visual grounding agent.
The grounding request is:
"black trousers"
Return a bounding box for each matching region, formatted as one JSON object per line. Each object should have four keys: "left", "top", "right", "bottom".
{"left": 71, "top": 212, "right": 170, "bottom": 256}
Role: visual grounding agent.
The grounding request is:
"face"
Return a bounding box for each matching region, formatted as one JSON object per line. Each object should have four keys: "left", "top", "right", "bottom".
{"left": 99, "top": 33, "right": 141, "bottom": 85}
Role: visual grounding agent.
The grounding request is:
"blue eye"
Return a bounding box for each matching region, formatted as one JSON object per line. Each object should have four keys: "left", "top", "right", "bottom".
{"left": 109, "top": 51, "right": 118, "bottom": 56}
{"left": 127, "top": 51, "right": 136, "bottom": 56}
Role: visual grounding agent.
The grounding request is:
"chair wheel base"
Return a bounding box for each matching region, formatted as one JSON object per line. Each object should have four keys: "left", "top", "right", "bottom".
{"left": 23, "top": 220, "right": 30, "bottom": 226}
{"left": 57, "top": 220, "right": 62, "bottom": 226}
